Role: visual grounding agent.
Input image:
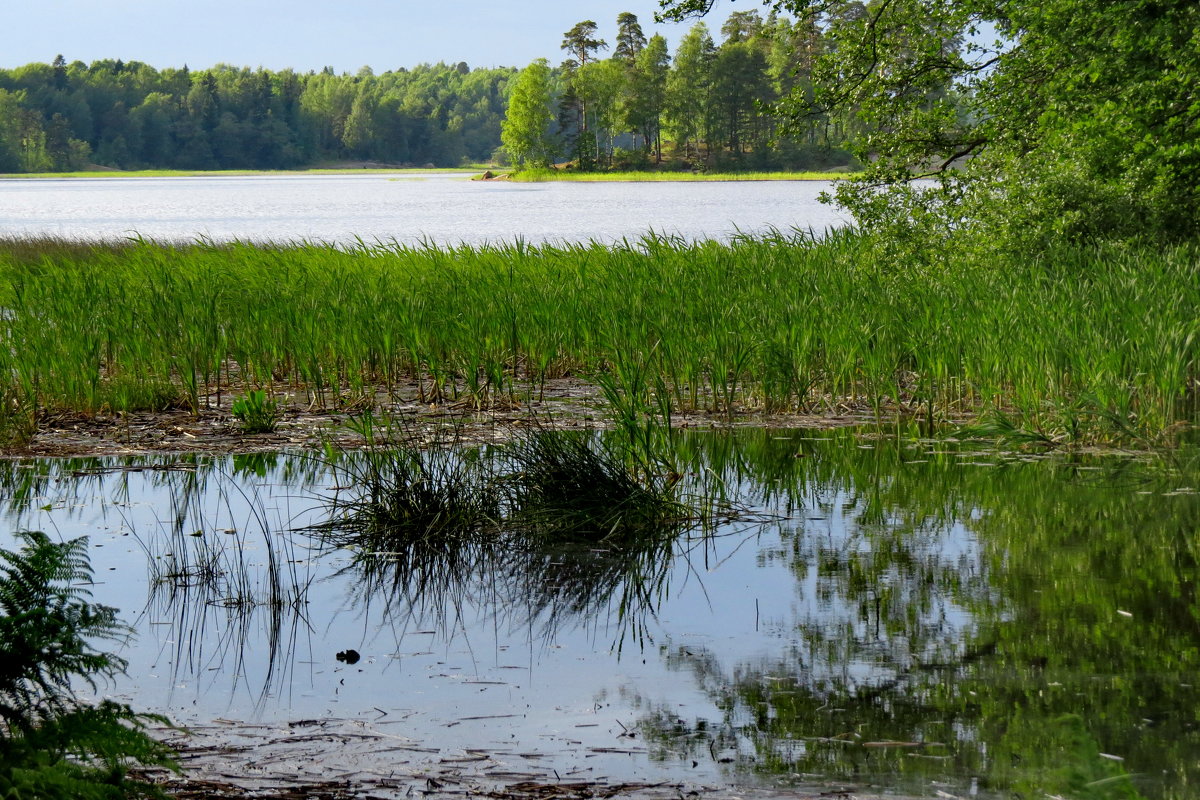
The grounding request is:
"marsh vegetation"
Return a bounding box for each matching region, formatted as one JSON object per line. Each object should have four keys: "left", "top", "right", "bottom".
{"left": 0, "top": 230, "right": 1195, "bottom": 452}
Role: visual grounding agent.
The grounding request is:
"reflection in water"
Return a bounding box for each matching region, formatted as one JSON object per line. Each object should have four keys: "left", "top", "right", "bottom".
{"left": 1, "top": 433, "right": 1197, "bottom": 797}
{"left": 314, "top": 434, "right": 711, "bottom": 654}
{"left": 641, "top": 432, "right": 1199, "bottom": 799}
{"left": 0, "top": 454, "right": 321, "bottom": 711}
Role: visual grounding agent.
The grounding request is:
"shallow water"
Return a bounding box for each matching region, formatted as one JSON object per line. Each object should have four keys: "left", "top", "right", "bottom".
{"left": 0, "top": 174, "right": 847, "bottom": 245}
{"left": 2, "top": 431, "right": 1198, "bottom": 798}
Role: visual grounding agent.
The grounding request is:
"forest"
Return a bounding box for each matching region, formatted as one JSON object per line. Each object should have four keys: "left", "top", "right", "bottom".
{"left": 0, "top": 58, "right": 514, "bottom": 172}
{"left": 0, "top": 9, "right": 862, "bottom": 173}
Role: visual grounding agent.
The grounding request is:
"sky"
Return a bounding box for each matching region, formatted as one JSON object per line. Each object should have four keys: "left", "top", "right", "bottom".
{"left": 0, "top": 0, "right": 731, "bottom": 73}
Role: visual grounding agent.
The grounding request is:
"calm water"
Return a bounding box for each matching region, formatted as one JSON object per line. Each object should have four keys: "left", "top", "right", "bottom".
{"left": 3, "top": 430, "right": 1198, "bottom": 798}
{"left": 0, "top": 174, "right": 847, "bottom": 245}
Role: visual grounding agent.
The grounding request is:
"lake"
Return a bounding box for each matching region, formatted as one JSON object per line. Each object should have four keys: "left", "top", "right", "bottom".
{"left": 3, "top": 430, "right": 1197, "bottom": 799}
{"left": 0, "top": 173, "right": 848, "bottom": 245}
{"left": 1, "top": 173, "right": 1192, "bottom": 800}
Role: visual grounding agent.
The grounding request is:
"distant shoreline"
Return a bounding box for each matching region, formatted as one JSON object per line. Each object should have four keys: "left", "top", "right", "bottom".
{"left": 486, "top": 168, "right": 854, "bottom": 183}
{"left": 0, "top": 164, "right": 488, "bottom": 179}
{"left": 2, "top": 166, "right": 854, "bottom": 182}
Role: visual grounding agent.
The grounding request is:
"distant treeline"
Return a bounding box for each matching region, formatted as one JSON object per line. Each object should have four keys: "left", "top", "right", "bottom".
{"left": 0, "top": 8, "right": 871, "bottom": 174}
{"left": 0, "top": 57, "right": 516, "bottom": 172}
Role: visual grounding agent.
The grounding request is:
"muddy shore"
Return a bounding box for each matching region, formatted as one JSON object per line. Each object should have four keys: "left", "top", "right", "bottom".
{"left": 6, "top": 378, "right": 872, "bottom": 461}
{"left": 139, "top": 717, "right": 908, "bottom": 800}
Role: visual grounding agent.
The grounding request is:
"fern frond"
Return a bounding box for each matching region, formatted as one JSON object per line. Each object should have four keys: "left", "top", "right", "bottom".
{"left": 0, "top": 535, "right": 175, "bottom": 799}
{"left": 0, "top": 532, "right": 129, "bottom": 732}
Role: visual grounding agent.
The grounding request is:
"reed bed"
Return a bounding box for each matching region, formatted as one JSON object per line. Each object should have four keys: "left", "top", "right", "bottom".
{"left": 0, "top": 230, "right": 1196, "bottom": 443}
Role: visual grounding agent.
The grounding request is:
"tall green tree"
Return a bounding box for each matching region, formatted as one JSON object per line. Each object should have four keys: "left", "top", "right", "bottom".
{"left": 501, "top": 58, "right": 557, "bottom": 168}
{"left": 560, "top": 20, "right": 612, "bottom": 168}
{"left": 575, "top": 59, "right": 627, "bottom": 167}
{"left": 657, "top": 0, "right": 1200, "bottom": 244}
{"left": 0, "top": 90, "right": 26, "bottom": 172}
{"left": 561, "top": 20, "right": 609, "bottom": 66}
{"left": 614, "top": 12, "right": 649, "bottom": 63}
{"left": 665, "top": 22, "right": 717, "bottom": 162}
{"left": 710, "top": 40, "right": 773, "bottom": 158}
{"left": 628, "top": 34, "right": 671, "bottom": 160}
{"left": 342, "top": 85, "right": 377, "bottom": 158}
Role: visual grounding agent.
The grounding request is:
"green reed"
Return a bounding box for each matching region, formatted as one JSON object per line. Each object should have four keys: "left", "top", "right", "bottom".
{"left": 0, "top": 230, "right": 1195, "bottom": 443}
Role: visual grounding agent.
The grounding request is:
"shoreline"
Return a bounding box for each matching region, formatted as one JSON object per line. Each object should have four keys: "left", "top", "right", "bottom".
{"left": 1, "top": 378, "right": 878, "bottom": 461}
{"left": 497, "top": 169, "right": 852, "bottom": 183}
{"left": 0, "top": 164, "right": 489, "bottom": 180}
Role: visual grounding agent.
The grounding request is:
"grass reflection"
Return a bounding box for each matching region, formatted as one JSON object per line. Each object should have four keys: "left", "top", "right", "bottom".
{"left": 312, "top": 427, "right": 708, "bottom": 650}
{"left": 3, "top": 431, "right": 1195, "bottom": 798}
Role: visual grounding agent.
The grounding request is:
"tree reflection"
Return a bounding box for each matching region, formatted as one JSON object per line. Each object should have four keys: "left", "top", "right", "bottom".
{"left": 641, "top": 431, "right": 1199, "bottom": 799}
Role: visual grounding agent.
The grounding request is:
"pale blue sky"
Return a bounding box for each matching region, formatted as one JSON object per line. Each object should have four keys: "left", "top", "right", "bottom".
{"left": 1, "top": 0, "right": 730, "bottom": 72}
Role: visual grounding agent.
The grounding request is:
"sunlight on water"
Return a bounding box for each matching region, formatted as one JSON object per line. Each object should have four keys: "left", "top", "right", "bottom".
{"left": 0, "top": 174, "right": 848, "bottom": 245}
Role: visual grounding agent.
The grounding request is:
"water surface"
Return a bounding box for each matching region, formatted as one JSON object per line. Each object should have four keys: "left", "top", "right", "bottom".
{"left": 0, "top": 174, "right": 847, "bottom": 245}
{"left": 2, "top": 431, "right": 1196, "bottom": 798}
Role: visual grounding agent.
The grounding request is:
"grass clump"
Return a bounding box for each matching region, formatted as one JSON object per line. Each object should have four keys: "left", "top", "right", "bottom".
{"left": 316, "top": 415, "right": 502, "bottom": 547}
{"left": 0, "top": 532, "right": 177, "bottom": 799}
{"left": 315, "top": 416, "right": 689, "bottom": 547}
{"left": 503, "top": 430, "right": 688, "bottom": 543}
{"left": 230, "top": 389, "right": 281, "bottom": 434}
{"left": 314, "top": 421, "right": 699, "bottom": 648}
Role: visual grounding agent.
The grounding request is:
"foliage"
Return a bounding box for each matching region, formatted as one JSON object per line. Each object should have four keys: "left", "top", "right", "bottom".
{"left": 230, "top": 388, "right": 281, "bottom": 434}
{"left": 0, "top": 532, "right": 125, "bottom": 729}
{"left": 523, "top": 11, "right": 862, "bottom": 173}
{"left": 2, "top": 11, "right": 874, "bottom": 175}
{"left": 0, "top": 531, "right": 177, "bottom": 798}
{"left": 0, "top": 231, "right": 1196, "bottom": 443}
{"left": 501, "top": 59, "right": 558, "bottom": 169}
{"left": 657, "top": 0, "right": 1200, "bottom": 245}
{"left": 0, "top": 59, "right": 515, "bottom": 171}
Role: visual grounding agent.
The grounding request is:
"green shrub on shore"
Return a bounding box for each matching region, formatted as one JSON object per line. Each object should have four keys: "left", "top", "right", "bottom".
{"left": 0, "top": 230, "right": 1195, "bottom": 445}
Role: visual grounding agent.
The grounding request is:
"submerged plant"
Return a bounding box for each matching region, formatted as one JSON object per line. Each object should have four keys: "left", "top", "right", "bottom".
{"left": 230, "top": 389, "right": 281, "bottom": 434}
{"left": 0, "top": 531, "right": 177, "bottom": 798}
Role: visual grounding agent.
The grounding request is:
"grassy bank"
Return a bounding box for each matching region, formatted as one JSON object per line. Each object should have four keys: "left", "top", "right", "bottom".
{"left": 506, "top": 169, "right": 848, "bottom": 182}
{"left": 0, "top": 230, "right": 1196, "bottom": 445}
